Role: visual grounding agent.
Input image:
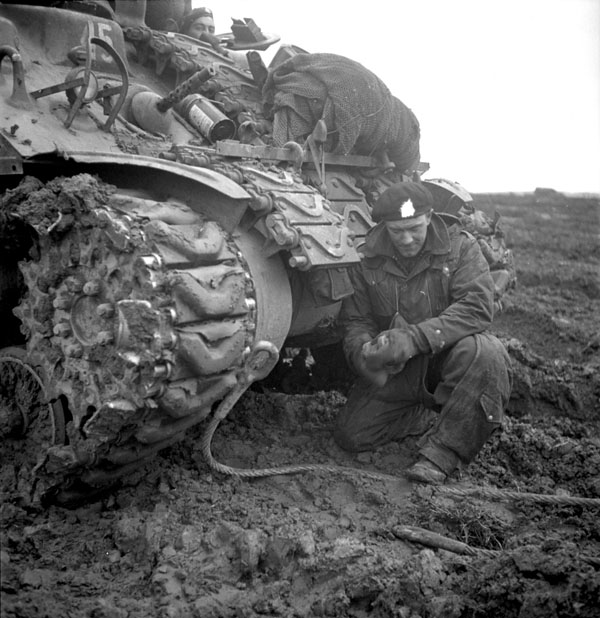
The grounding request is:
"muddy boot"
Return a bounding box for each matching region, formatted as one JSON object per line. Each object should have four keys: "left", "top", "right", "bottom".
{"left": 405, "top": 457, "right": 447, "bottom": 484}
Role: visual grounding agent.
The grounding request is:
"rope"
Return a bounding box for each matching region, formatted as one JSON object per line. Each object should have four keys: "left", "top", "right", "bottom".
{"left": 201, "top": 340, "right": 600, "bottom": 509}
{"left": 200, "top": 340, "right": 404, "bottom": 484}
{"left": 201, "top": 413, "right": 600, "bottom": 507}
{"left": 437, "top": 484, "right": 600, "bottom": 507}
{"left": 201, "top": 413, "right": 400, "bottom": 483}
{"left": 205, "top": 422, "right": 600, "bottom": 563}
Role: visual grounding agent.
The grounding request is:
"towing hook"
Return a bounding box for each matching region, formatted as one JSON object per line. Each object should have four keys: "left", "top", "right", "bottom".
{"left": 0, "top": 46, "right": 34, "bottom": 109}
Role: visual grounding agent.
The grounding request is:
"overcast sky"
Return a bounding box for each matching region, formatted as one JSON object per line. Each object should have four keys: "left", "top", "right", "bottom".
{"left": 193, "top": 0, "right": 600, "bottom": 194}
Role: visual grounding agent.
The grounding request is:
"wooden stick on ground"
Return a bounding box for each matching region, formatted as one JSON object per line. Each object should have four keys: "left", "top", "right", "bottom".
{"left": 392, "top": 525, "right": 498, "bottom": 558}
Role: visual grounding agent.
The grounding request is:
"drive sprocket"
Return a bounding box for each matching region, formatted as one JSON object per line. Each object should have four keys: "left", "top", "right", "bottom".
{"left": 3, "top": 173, "right": 269, "bottom": 502}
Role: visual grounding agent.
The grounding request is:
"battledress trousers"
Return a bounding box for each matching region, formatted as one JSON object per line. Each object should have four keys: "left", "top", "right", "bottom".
{"left": 335, "top": 214, "right": 513, "bottom": 475}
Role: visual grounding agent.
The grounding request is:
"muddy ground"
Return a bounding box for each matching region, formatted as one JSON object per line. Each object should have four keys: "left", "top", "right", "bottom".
{"left": 1, "top": 191, "right": 599, "bottom": 617}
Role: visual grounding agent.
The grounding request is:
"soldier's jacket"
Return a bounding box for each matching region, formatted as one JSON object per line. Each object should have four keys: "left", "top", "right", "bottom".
{"left": 340, "top": 213, "right": 495, "bottom": 368}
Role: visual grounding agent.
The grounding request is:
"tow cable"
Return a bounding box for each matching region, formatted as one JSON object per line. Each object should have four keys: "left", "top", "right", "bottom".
{"left": 202, "top": 412, "right": 600, "bottom": 562}
{"left": 201, "top": 342, "right": 600, "bottom": 510}
{"left": 201, "top": 411, "right": 600, "bottom": 508}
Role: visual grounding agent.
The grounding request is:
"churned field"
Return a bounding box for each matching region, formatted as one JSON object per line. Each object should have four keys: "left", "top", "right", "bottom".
{"left": 2, "top": 191, "right": 599, "bottom": 617}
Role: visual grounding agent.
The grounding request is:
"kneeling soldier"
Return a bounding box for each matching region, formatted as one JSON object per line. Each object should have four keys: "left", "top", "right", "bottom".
{"left": 336, "top": 181, "right": 512, "bottom": 484}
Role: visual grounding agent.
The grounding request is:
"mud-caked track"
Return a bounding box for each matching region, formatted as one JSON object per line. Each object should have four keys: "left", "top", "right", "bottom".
{"left": 0, "top": 173, "right": 263, "bottom": 501}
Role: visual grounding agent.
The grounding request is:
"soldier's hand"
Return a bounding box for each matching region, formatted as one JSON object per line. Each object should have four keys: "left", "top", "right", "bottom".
{"left": 362, "top": 328, "right": 419, "bottom": 371}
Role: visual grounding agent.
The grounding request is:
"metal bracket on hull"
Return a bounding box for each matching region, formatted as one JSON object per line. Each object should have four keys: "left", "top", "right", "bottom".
{"left": 0, "top": 135, "right": 23, "bottom": 175}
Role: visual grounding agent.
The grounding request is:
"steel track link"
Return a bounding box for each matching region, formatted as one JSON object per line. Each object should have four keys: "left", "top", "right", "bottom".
{"left": 6, "top": 174, "right": 258, "bottom": 502}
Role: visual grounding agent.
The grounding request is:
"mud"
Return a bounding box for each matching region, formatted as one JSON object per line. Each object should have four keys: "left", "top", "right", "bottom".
{"left": 2, "top": 193, "right": 600, "bottom": 617}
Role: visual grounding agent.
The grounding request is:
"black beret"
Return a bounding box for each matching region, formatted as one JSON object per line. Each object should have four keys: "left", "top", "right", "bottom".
{"left": 372, "top": 182, "right": 434, "bottom": 222}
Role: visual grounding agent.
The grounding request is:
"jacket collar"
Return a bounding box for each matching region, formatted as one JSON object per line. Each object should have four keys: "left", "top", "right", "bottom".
{"left": 362, "top": 212, "right": 452, "bottom": 260}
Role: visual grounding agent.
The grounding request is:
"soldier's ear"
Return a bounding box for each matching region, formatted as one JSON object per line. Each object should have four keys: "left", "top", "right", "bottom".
{"left": 425, "top": 209, "right": 433, "bottom": 224}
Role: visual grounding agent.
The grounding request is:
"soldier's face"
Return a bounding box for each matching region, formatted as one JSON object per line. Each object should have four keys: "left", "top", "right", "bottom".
{"left": 385, "top": 211, "right": 432, "bottom": 257}
{"left": 187, "top": 16, "right": 215, "bottom": 38}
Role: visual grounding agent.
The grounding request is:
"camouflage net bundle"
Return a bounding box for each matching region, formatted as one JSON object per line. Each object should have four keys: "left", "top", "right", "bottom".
{"left": 262, "top": 53, "right": 421, "bottom": 173}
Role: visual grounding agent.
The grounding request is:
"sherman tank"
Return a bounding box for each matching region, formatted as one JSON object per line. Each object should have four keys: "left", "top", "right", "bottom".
{"left": 0, "top": 1, "right": 512, "bottom": 504}
{"left": 0, "top": 0, "right": 428, "bottom": 503}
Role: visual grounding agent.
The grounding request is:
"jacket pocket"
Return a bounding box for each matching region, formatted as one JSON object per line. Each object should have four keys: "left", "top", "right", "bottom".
{"left": 480, "top": 390, "right": 504, "bottom": 425}
{"left": 425, "top": 264, "right": 451, "bottom": 316}
{"left": 366, "top": 268, "right": 399, "bottom": 316}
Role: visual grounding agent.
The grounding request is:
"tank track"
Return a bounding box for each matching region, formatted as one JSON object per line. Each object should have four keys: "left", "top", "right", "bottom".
{"left": 2, "top": 173, "right": 263, "bottom": 503}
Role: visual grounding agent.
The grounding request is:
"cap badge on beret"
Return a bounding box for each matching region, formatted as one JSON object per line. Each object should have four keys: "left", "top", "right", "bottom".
{"left": 371, "top": 181, "right": 434, "bottom": 222}
{"left": 400, "top": 200, "right": 416, "bottom": 219}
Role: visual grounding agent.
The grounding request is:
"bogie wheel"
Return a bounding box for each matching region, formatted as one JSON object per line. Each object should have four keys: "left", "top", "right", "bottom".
{"left": 0, "top": 347, "right": 66, "bottom": 504}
